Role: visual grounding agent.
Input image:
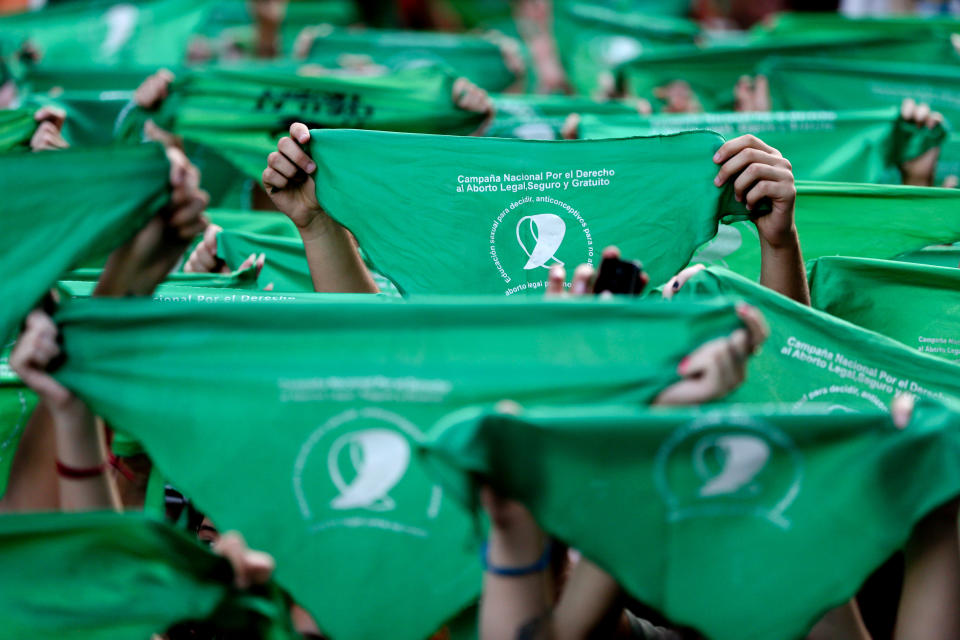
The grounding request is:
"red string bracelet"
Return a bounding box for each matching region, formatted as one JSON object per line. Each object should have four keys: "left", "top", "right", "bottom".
{"left": 55, "top": 460, "right": 106, "bottom": 479}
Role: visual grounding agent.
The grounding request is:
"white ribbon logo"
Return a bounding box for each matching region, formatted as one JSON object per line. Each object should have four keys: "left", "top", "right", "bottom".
{"left": 517, "top": 213, "right": 566, "bottom": 270}
{"left": 694, "top": 435, "right": 770, "bottom": 497}
{"left": 328, "top": 429, "right": 410, "bottom": 512}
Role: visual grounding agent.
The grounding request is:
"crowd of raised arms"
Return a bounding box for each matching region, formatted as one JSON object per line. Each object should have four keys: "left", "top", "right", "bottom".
{"left": 3, "top": 0, "right": 960, "bottom": 639}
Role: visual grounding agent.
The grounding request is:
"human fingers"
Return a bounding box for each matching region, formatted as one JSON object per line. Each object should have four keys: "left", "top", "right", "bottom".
{"left": 33, "top": 105, "right": 66, "bottom": 129}
{"left": 891, "top": 393, "right": 915, "bottom": 429}
{"left": 277, "top": 136, "right": 316, "bottom": 174}
{"left": 744, "top": 179, "right": 795, "bottom": 211}
{"left": 715, "top": 147, "right": 788, "bottom": 187}
{"left": 662, "top": 263, "right": 706, "bottom": 299}
{"left": 736, "top": 304, "right": 769, "bottom": 352}
{"left": 570, "top": 263, "right": 595, "bottom": 296}
{"left": 900, "top": 98, "right": 917, "bottom": 121}
{"left": 261, "top": 166, "right": 289, "bottom": 191}
{"left": 560, "top": 113, "right": 580, "bottom": 140}
{"left": 546, "top": 265, "right": 566, "bottom": 296}
{"left": 926, "top": 110, "right": 944, "bottom": 130}
{"left": 289, "top": 122, "right": 311, "bottom": 145}
{"left": 713, "top": 134, "right": 780, "bottom": 166}
{"left": 732, "top": 163, "right": 793, "bottom": 201}
{"left": 267, "top": 150, "right": 299, "bottom": 179}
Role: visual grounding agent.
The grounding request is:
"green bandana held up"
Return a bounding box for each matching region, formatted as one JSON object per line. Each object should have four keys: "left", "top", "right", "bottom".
{"left": 0, "top": 144, "right": 169, "bottom": 344}
{"left": 53, "top": 295, "right": 744, "bottom": 640}
{"left": 675, "top": 267, "right": 960, "bottom": 410}
{"left": 119, "top": 66, "right": 486, "bottom": 182}
{"left": 299, "top": 28, "right": 519, "bottom": 92}
{"left": 808, "top": 257, "right": 960, "bottom": 362}
{"left": 0, "top": 108, "right": 37, "bottom": 152}
{"left": 552, "top": 2, "right": 698, "bottom": 96}
{"left": 311, "top": 129, "right": 760, "bottom": 295}
{"left": 488, "top": 94, "right": 639, "bottom": 140}
{"left": 0, "top": 510, "right": 295, "bottom": 639}
{"left": 0, "top": 0, "right": 210, "bottom": 67}
{"left": 763, "top": 58, "right": 960, "bottom": 126}
{"left": 423, "top": 400, "right": 960, "bottom": 640}
{"left": 576, "top": 108, "right": 947, "bottom": 184}
{"left": 693, "top": 182, "right": 960, "bottom": 281}
{"left": 617, "top": 34, "right": 952, "bottom": 113}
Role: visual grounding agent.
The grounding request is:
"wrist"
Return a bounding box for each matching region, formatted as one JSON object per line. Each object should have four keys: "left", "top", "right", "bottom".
{"left": 759, "top": 225, "right": 800, "bottom": 252}
{"left": 296, "top": 209, "right": 338, "bottom": 242}
{"left": 488, "top": 525, "right": 548, "bottom": 568}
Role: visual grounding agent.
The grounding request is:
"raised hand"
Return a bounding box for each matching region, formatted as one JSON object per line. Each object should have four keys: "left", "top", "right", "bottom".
{"left": 452, "top": 77, "right": 496, "bottom": 136}
{"left": 30, "top": 106, "right": 68, "bottom": 152}
{"left": 134, "top": 69, "right": 174, "bottom": 109}
{"left": 899, "top": 98, "right": 945, "bottom": 188}
{"left": 655, "top": 304, "right": 769, "bottom": 406}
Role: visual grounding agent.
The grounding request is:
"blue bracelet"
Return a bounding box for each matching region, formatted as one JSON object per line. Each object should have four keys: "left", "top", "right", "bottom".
{"left": 481, "top": 540, "right": 553, "bottom": 577}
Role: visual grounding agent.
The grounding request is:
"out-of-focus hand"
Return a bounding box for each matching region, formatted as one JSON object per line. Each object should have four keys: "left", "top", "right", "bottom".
{"left": 654, "top": 80, "right": 702, "bottom": 113}
{"left": 654, "top": 304, "right": 769, "bottom": 405}
{"left": 662, "top": 263, "right": 705, "bottom": 300}
{"left": 9, "top": 309, "right": 73, "bottom": 409}
{"left": 734, "top": 75, "right": 770, "bottom": 112}
{"left": 714, "top": 134, "right": 796, "bottom": 248}
{"left": 899, "top": 98, "right": 945, "bottom": 188}
{"left": 453, "top": 77, "right": 496, "bottom": 136}
{"left": 30, "top": 106, "right": 68, "bottom": 151}
{"left": 213, "top": 531, "right": 276, "bottom": 589}
{"left": 891, "top": 393, "right": 915, "bottom": 429}
{"left": 184, "top": 223, "right": 265, "bottom": 275}
{"left": 134, "top": 69, "right": 174, "bottom": 109}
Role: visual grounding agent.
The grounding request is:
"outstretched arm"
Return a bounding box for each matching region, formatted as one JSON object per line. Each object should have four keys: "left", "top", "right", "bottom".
{"left": 713, "top": 135, "right": 809, "bottom": 305}
{"left": 262, "top": 123, "right": 379, "bottom": 293}
{"left": 9, "top": 310, "right": 119, "bottom": 512}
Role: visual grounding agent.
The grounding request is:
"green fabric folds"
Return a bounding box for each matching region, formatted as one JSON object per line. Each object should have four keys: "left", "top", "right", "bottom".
{"left": 808, "top": 257, "right": 960, "bottom": 362}
{"left": 896, "top": 244, "right": 960, "bottom": 269}
{"left": 0, "top": 0, "right": 210, "bottom": 67}
{"left": 488, "top": 94, "right": 638, "bottom": 140}
{"left": 693, "top": 182, "right": 960, "bottom": 280}
{"left": 120, "top": 66, "right": 486, "bottom": 181}
{"left": 553, "top": 2, "right": 698, "bottom": 96}
{"left": 618, "top": 35, "right": 951, "bottom": 113}
{"left": 676, "top": 267, "right": 960, "bottom": 409}
{"left": 424, "top": 400, "right": 960, "bottom": 640}
{"left": 576, "top": 108, "right": 947, "bottom": 184}
{"left": 0, "top": 510, "right": 294, "bottom": 639}
{"left": 0, "top": 108, "right": 36, "bottom": 151}
{"left": 300, "top": 28, "right": 518, "bottom": 92}
{"left": 763, "top": 58, "right": 960, "bottom": 126}
{"left": 0, "top": 143, "right": 169, "bottom": 343}
{"left": 53, "top": 295, "right": 743, "bottom": 640}
{"left": 312, "top": 129, "right": 758, "bottom": 294}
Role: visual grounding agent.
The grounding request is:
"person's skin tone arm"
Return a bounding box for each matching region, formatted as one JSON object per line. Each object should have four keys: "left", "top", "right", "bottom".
{"left": 713, "top": 135, "right": 809, "bottom": 306}
{"left": 9, "top": 310, "right": 120, "bottom": 512}
{"left": 481, "top": 485, "right": 554, "bottom": 640}
{"left": 263, "top": 123, "right": 379, "bottom": 293}
{"left": 94, "top": 143, "right": 209, "bottom": 297}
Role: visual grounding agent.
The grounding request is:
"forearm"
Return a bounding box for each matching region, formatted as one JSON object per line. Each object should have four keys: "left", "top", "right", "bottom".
{"left": 553, "top": 558, "right": 623, "bottom": 640}
{"left": 50, "top": 399, "right": 120, "bottom": 512}
{"left": 481, "top": 526, "right": 553, "bottom": 640}
{"left": 299, "top": 216, "right": 379, "bottom": 294}
{"left": 94, "top": 218, "right": 185, "bottom": 297}
{"left": 759, "top": 230, "right": 810, "bottom": 306}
